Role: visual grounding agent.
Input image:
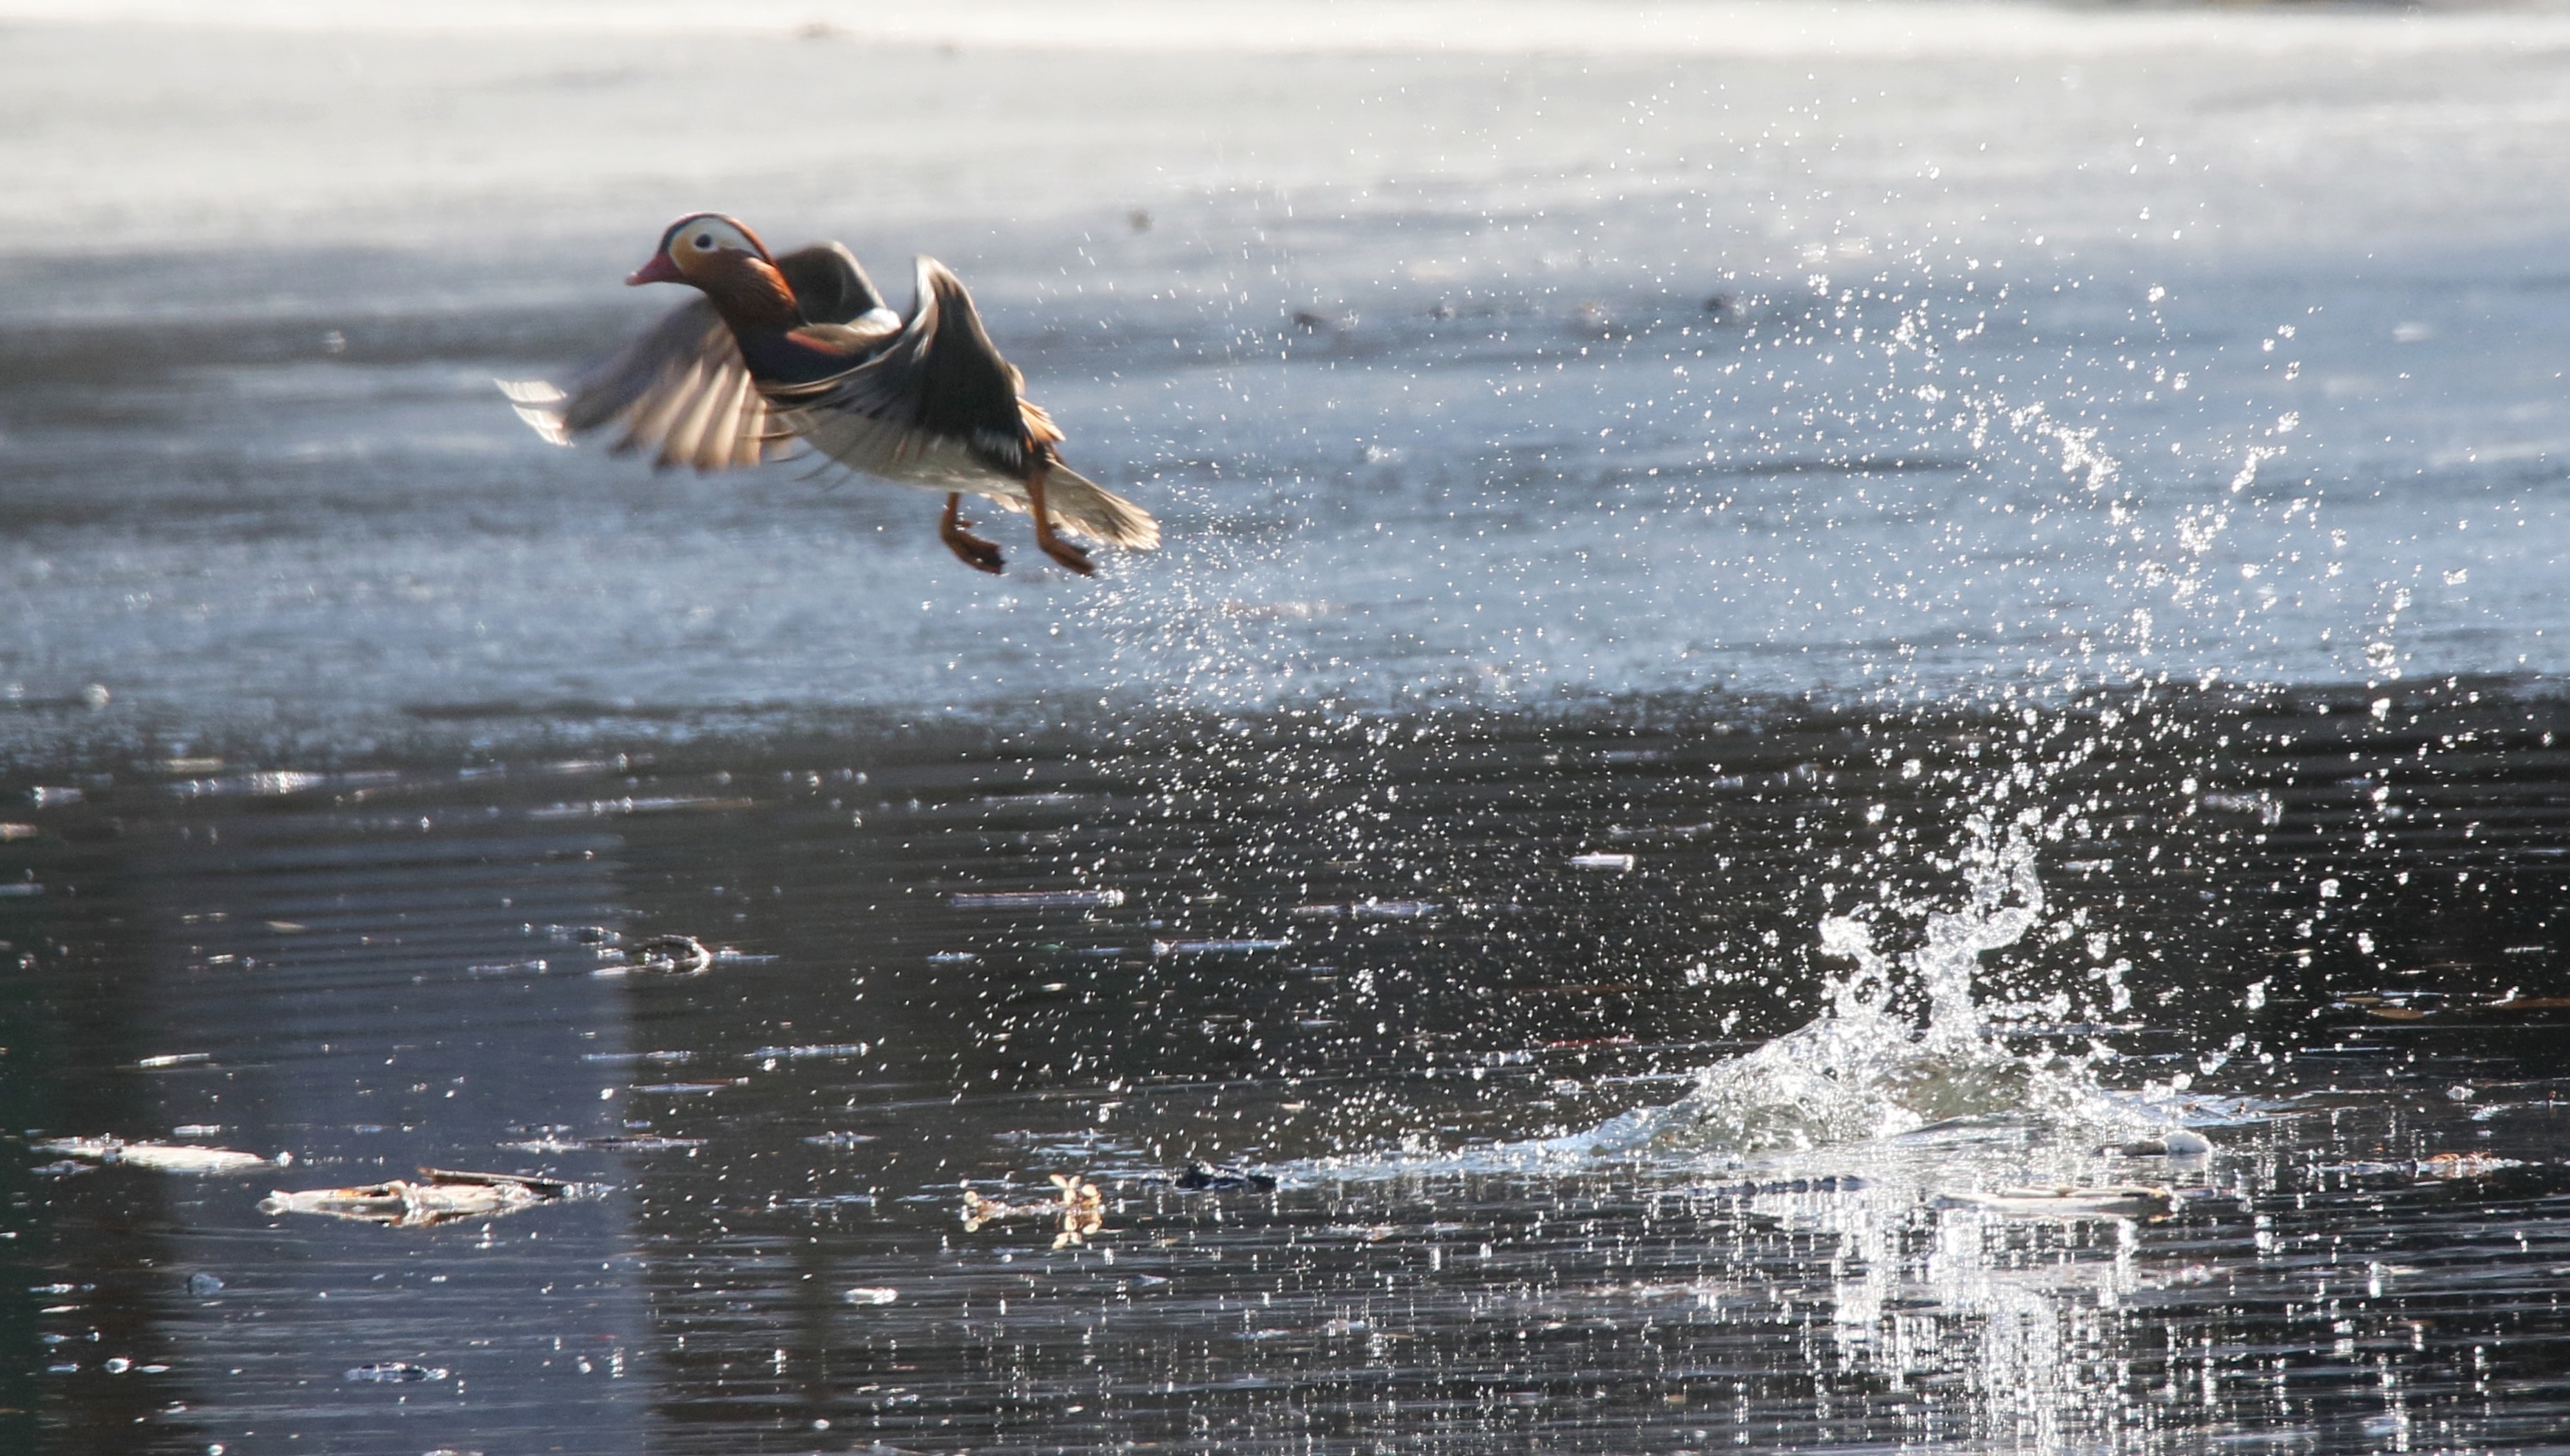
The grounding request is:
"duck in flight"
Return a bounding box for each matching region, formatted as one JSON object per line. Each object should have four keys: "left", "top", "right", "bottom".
{"left": 502, "top": 214, "right": 1157, "bottom": 575}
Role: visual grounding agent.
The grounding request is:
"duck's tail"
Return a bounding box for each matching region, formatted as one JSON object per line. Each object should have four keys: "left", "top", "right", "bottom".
{"left": 991, "top": 464, "right": 1161, "bottom": 550}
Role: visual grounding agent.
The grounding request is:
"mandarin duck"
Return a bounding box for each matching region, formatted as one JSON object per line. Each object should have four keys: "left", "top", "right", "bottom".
{"left": 502, "top": 213, "right": 1156, "bottom": 575}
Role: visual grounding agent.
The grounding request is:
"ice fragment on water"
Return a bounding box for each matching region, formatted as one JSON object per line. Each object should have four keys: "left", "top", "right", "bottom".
{"left": 1569, "top": 853, "right": 1636, "bottom": 871}
{"left": 843, "top": 1287, "right": 899, "bottom": 1305}
{"left": 36, "top": 1138, "right": 282, "bottom": 1175}
{"left": 344, "top": 1362, "right": 448, "bottom": 1383}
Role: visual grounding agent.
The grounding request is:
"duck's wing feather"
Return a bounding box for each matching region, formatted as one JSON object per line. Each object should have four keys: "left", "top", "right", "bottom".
{"left": 775, "top": 242, "right": 894, "bottom": 326}
{"left": 767, "top": 256, "right": 1038, "bottom": 475}
{"left": 498, "top": 296, "right": 794, "bottom": 472}
{"left": 767, "top": 257, "right": 1159, "bottom": 548}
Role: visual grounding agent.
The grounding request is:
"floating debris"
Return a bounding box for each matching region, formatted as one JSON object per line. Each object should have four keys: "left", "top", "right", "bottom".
{"left": 1172, "top": 1162, "right": 1277, "bottom": 1192}
{"left": 803, "top": 1132, "right": 879, "bottom": 1148}
{"left": 1687, "top": 1176, "right": 1871, "bottom": 1199}
{"left": 961, "top": 1174, "right": 1106, "bottom": 1247}
{"left": 630, "top": 1080, "right": 737, "bottom": 1095}
{"left": 2117, "top": 1130, "right": 2214, "bottom": 1158}
{"left": 925, "top": 951, "right": 981, "bottom": 965}
{"left": 466, "top": 958, "right": 549, "bottom": 976}
{"left": 137, "top": 1053, "right": 212, "bottom": 1068}
{"left": 527, "top": 795, "right": 751, "bottom": 819}
{"left": 843, "top": 1286, "right": 899, "bottom": 1306}
{"left": 186, "top": 1273, "right": 225, "bottom": 1296}
{"left": 578, "top": 1050, "right": 695, "bottom": 1065}
{"left": 1152, "top": 937, "right": 1291, "bottom": 956}
{"left": 629, "top": 934, "right": 712, "bottom": 973}
{"left": 2417, "top": 1152, "right": 2526, "bottom": 1180}
{"left": 262, "top": 1168, "right": 585, "bottom": 1228}
{"left": 1569, "top": 853, "right": 1637, "bottom": 872}
{"left": 951, "top": 889, "right": 1125, "bottom": 911}
{"left": 1290, "top": 900, "right": 1442, "bottom": 921}
{"left": 1940, "top": 1184, "right": 2179, "bottom": 1220}
{"left": 35, "top": 1138, "right": 284, "bottom": 1175}
{"left": 2199, "top": 790, "right": 2283, "bottom": 825}
{"left": 345, "top": 1362, "right": 448, "bottom": 1382}
{"left": 748, "top": 1043, "right": 870, "bottom": 1060}
{"left": 499, "top": 1134, "right": 705, "bottom": 1153}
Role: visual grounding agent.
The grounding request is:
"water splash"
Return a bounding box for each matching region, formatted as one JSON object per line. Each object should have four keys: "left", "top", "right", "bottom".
{"left": 1576, "top": 823, "right": 2153, "bottom": 1165}
{"left": 1307, "top": 817, "right": 2171, "bottom": 1184}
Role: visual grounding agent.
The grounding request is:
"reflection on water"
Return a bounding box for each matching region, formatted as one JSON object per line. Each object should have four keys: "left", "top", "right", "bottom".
{"left": 2, "top": 690, "right": 2564, "bottom": 1452}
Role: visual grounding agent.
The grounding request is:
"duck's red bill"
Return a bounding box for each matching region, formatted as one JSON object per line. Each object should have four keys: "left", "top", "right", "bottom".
{"left": 626, "top": 253, "right": 684, "bottom": 286}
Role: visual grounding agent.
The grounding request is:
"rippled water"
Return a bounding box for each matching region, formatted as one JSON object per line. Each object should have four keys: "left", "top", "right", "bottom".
{"left": 5, "top": 3, "right": 2570, "bottom": 1452}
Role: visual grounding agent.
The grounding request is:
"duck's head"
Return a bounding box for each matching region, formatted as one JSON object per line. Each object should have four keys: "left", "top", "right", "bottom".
{"left": 628, "top": 213, "right": 777, "bottom": 287}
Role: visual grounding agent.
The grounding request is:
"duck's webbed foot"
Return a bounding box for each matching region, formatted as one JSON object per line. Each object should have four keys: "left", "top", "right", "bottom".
{"left": 1024, "top": 468, "right": 1096, "bottom": 577}
{"left": 940, "top": 493, "right": 1005, "bottom": 575}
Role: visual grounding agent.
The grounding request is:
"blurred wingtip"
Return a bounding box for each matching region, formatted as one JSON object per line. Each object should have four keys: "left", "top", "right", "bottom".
{"left": 495, "top": 379, "right": 573, "bottom": 446}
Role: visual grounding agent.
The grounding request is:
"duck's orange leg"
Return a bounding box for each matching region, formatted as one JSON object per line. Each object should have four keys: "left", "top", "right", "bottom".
{"left": 1026, "top": 464, "right": 1094, "bottom": 576}
{"left": 939, "top": 492, "right": 1005, "bottom": 575}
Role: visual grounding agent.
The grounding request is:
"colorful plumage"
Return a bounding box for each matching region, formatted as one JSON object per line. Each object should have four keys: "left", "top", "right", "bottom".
{"left": 502, "top": 213, "right": 1156, "bottom": 575}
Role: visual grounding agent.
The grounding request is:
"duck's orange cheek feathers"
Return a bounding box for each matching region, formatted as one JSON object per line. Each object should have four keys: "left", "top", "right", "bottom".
{"left": 626, "top": 252, "right": 686, "bottom": 287}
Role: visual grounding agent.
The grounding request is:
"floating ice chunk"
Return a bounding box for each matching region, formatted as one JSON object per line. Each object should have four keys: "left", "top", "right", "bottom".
{"left": 748, "top": 1043, "right": 870, "bottom": 1059}
{"left": 1152, "top": 937, "right": 1291, "bottom": 956}
{"left": 1569, "top": 853, "right": 1637, "bottom": 871}
{"left": 37, "top": 1138, "right": 284, "bottom": 1175}
{"left": 843, "top": 1287, "right": 899, "bottom": 1305}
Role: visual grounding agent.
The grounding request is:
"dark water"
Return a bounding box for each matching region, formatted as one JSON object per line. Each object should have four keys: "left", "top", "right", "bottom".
{"left": 4, "top": 687, "right": 2566, "bottom": 1454}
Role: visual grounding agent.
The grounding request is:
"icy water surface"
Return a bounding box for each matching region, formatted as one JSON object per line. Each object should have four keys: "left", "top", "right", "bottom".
{"left": 5, "top": 2, "right": 2570, "bottom": 1452}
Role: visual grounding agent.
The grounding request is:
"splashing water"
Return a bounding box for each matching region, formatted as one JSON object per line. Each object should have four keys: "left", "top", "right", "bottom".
{"left": 1341, "top": 819, "right": 2173, "bottom": 1183}
{"left": 1592, "top": 825, "right": 2159, "bottom": 1166}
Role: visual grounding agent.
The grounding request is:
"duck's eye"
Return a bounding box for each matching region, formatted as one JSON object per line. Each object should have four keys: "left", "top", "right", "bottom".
{"left": 693, "top": 233, "right": 714, "bottom": 249}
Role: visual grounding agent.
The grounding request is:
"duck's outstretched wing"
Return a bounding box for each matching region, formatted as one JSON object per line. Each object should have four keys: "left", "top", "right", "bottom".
{"left": 497, "top": 243, "right": 895, "bottom": 474}
{"left": 769, "top": 256, "right": 1159, "bottom": 548}
{"left": 499, "top": 297, "right": 786, "bottom": 472}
